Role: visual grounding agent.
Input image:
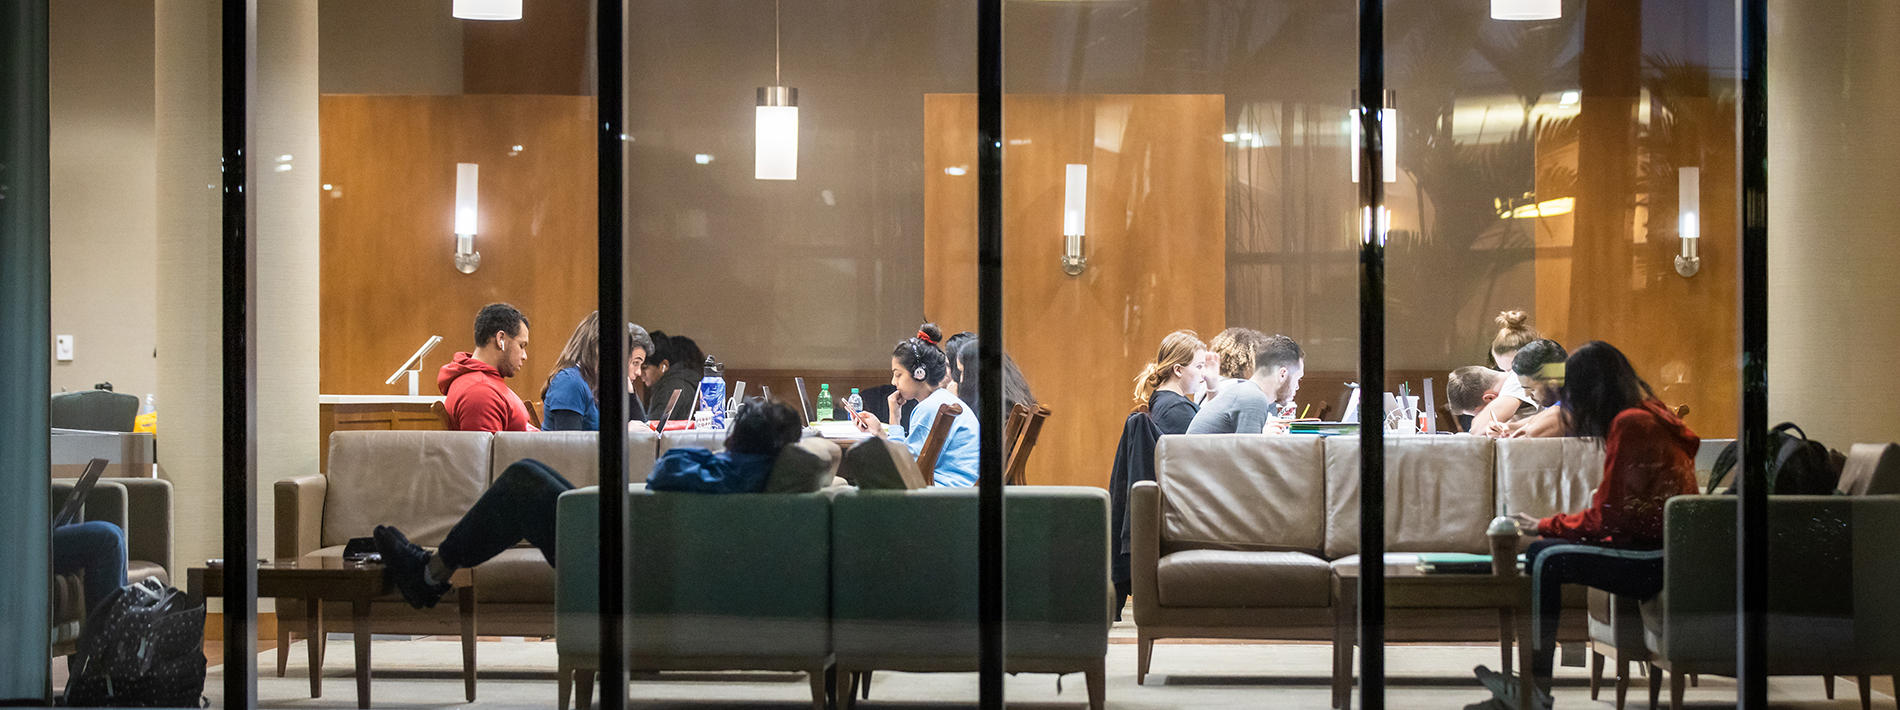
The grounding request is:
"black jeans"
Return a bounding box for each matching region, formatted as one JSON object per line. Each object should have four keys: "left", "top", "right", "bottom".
{"left": 1526, "top": 537, "right": 1665, "bottom": 688}
{"left": 436, "top": 458, "right": 574, "bottom": 570}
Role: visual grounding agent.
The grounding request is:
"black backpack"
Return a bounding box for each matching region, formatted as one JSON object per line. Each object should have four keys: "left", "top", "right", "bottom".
{"left": 1706, "top": 422, "right": 1843, "bottom": 496}
{"left": 60, "top": 577, "right": 207, "bottom": 708}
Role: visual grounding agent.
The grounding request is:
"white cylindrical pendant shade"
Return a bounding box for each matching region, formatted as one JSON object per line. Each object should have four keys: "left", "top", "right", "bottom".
{"left": 1491, "top": 0, "right": 1561, "bottom": 20}
{"left": 453, "top": 0, "right": 522, "bottom": 20}
{"left": 455, "top": 163, "right": 479, "bottom": 235}
{"left": 755, "top": 106, "right": 799, "bottom": 180}
{"left": 1063, "top": 164, "right": 1088, "bottom": 236}
{"left": 1350, "top": 109, "right": 1398, "bottom": 184}
{"left": 1679, "top": 166, "right": 1700, "bottom": 240}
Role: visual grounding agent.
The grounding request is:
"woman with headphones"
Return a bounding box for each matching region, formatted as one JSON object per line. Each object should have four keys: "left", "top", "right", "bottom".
{"left": 852, "top": 329, "right": 981, "bottom": 487}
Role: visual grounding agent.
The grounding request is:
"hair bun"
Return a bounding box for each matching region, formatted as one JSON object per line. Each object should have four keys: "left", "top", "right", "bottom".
{"left": 1496, "top": 310, "right": 1530, "bottom": 330}
{"left": 917, "top": 323, "right": 944, "bottom": 346}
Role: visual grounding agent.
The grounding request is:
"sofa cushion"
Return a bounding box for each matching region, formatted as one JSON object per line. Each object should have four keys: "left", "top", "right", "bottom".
{"left": 127, "top": 560, "right": 170, "bottom": 588}
{"left": 468, "top": 547, "right": 555, "bottom": 604}
{"left": 1324, "top": 435, "right": 1495, "bottom": 558}
{"left": 1156, "top": 549, "right": 1331, "bottom": 608}
{"left": 1496, "top": 437, "right": 1605, "bottom": 520}
{"left": 323, "top": 431, "right": 494, "bottom": 548}
{"left": 1156, "top": 434, "right": 1327, "bottom": 555}
{"left": 767, "top": 439, "right": 839, "bottom": 493}
{"left": 492, "top": 429, "right": 661, "bottom": 488}
{"left": 841, "top": 437, "right": 927, "bottom": 490}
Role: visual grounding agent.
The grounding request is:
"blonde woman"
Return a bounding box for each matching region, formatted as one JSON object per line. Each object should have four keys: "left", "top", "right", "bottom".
{"left": 1133, "top": 330, "right": 1211, "bottom": 435}
{"left": 1470, "top": 310, "right": 1542, "bottom": 435}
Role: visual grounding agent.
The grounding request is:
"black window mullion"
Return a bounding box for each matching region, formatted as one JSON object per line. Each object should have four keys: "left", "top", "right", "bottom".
{"left": 1735, "top": 0, "right": 1769, "bottom": 706}
{"left": 596, "top": 0, "right": 629, "bottom": 708}
{"left": 976, "top": 0, "right": 1005, "bottom": 705}
{"left": 219, "top": 1, "right": 258, "bottom": 707}
{"left": 1356, "top": 0, "right": 1387, "bottom": 708}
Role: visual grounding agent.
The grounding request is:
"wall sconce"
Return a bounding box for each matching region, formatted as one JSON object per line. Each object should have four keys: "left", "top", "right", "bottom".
{"left": 452, "top": 0, "right": 521, "bottom": 20}
{"left": 1350, "top": 92, "right": 1397, "bottom": 184}
{"left": 454, "top": 162, "right": 481, "bottom": 274}
{"left": 1491, "top": 0, "right": 1561, "bottom": 20}
{"left": 1675, "top": 166, "right": 1700, "bottom": 277}
{"left": 1062, "top": 164, "right": 1088, "bottom": 276}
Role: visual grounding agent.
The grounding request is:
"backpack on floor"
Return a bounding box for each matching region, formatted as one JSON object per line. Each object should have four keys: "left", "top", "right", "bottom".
{"left": 1706, "top": 422, "right": 1843, "bottom": 496}
{"left": 60, "top": 577, "right": 207, "bottom": 708}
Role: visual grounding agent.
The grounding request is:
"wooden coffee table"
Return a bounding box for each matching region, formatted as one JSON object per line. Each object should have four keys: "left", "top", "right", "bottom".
{"left": 189, "top": 558, "right": 477, "bottom": 708}
{"left": 1331, "top": 555, "right": 1536, "bottom": 710}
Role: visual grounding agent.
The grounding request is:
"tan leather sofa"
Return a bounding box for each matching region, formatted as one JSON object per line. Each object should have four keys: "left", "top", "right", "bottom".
{"left": 273, "top": 428, "right": 660, "bottom": 668}
{"left": 1132, "top": 434, "right": 1603, "bottom": 683}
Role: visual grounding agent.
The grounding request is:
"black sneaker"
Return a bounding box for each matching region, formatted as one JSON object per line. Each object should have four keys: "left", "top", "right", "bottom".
{"left": 374, "top": 525, "right": 449, "bottom": 609}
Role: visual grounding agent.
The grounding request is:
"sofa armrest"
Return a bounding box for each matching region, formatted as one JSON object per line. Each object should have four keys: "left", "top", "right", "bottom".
{"left": 113, "top": 478, "right": 173, "bottom": 578}
{"left": 1131, "top": 480, "right": 1162, "bottom": 618}
{"left": 275, "top": 474, "right": 328, "bottom": 559}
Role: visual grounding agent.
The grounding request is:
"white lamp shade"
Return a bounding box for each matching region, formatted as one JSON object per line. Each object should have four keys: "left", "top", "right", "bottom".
{"left": 1063, "top": 164, "right": 1088, "bottom": 236}
{"left": 755, "top": 106, "right": 799, "bottom": 180}
{"left": 1491, "top": 0, "right": 1561, "bottom": 20}
{"left": 1679, "top": 166, "right": 1700, "bottom": 240}
{"left": 1350, "top": 109, "right": 1398, "bottom": 184}
{"left": 454, "top": 163, "right": 479, "bottom": 235}
{"left": 453, "top": 0, "right": 521, "bottom": 20}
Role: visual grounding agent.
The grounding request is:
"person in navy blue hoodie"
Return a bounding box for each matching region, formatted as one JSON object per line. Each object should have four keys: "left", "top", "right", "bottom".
{"left": 374, "top": 397, "right": 803, "bottom": 609}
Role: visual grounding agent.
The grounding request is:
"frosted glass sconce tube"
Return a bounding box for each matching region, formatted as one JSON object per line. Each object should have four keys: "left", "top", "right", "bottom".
{"left": 454, "top": 162, "right": 481, "bottom": 274}
{"left": 1676, "top": 167, "right": 1701, "bottom": 277}
{"left": 1062, "top": 164, "right": 1088, "bottom": 276}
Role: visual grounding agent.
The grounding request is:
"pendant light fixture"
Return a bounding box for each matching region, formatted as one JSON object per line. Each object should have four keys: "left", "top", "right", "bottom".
{"left": 756, "top": 0, "right": 799, "bottom": 180}
{"left": 452, "top": 0, "right": 522, "bottom": 21}
{"left": 1490, "top": 0, "right": 1561, "bottom": 21}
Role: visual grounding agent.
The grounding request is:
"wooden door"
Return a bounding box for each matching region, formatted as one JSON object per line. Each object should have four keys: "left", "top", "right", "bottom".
{"left": 923, "top": 94, "right": 1226, "bottom": 488}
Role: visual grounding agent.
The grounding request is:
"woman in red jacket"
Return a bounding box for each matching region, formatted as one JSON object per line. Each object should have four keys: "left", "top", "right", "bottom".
{"left": 1476, "top": 341, "right": 1701, "bottom": 708}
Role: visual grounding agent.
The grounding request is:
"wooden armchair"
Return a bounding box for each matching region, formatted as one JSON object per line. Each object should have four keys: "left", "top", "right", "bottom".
{"left": 913, "top": 402, "right": 964, "bottom": 483}
{"left": 1004, "top": 404, "right": 1051, "bottom": 485}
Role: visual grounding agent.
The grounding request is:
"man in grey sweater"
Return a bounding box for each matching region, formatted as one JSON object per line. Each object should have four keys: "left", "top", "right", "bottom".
{"left": 1187, "top": 334, "right": 1305, "bottom": 434}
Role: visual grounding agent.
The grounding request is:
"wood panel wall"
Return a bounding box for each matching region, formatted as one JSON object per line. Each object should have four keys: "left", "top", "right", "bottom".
{"left": 319, "top": 95, "right": 599, "bottom": 402}
{"left": 924, "top": 94, "right": 1226, "bottom": 489}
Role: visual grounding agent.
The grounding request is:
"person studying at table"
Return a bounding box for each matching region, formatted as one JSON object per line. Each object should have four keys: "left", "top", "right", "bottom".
{"left": 851, "top": 334, "right": 980, "bottom": 487}
{"left": 540, "top": 313, "right": 655, "bottom": 430}
{"left": 1186, "top": 334, "right": 1303, "bottom": 434}
{"left": 1468, "top": 310, "right": 1541, "bottom": 434}
{"left": 1133, "top": 330, "right": 1211, "bottom": 435}
{"left": 439, "top": 303, "right": 535, "bottom": 433}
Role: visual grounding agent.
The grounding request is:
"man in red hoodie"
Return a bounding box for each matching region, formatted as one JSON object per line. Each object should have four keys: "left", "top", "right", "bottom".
{"left": 439, "top": 303, "right": 534, "bottom": 432}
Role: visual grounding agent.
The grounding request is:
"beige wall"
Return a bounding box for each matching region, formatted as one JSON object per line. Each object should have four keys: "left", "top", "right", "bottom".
{"left": 318, "top": 0, "right": 462, "bottom": 95}
{"left": 1768, "top": 0, "right": 1900, "bottom": 448}
{"left": 49, "top": 0, "right": 157, "bottom": 403}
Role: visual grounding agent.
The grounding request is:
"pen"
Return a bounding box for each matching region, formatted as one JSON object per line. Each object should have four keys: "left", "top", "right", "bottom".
{"left": 1300, "top": 403, "right": 1310, "bottom": 419}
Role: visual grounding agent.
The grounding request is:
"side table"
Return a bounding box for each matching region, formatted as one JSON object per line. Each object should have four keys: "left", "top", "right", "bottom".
{"left": 1331, "top": 554, "right": 1536, "bottom": 710}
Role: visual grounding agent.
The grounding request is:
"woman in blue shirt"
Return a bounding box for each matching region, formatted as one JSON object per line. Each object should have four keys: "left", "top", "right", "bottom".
{"left": 540, "top": 312, "right": 656, "bottom": 430}
{"left": 851, "top": 333, "right": 980, "bottom": 486}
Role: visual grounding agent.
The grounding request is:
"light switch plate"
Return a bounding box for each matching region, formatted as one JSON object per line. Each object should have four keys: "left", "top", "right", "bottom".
{"left": 55, "top": 335, "right": 73, "bottom": 361}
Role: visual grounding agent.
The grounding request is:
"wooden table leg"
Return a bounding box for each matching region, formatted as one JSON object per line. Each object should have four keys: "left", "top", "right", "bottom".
{"left": 1498, "top": 607, "right": 1514, "bottom": 677}
{"left": 306, "top": 597, "right": 323, "bottom": 698}
{"left": 1515, "top": 606, "right": 1537, "bottom": 710}
{"left": 353, "top": 597, "right": 372, "bottom": 709}
{"left": 1333, "top": 582, "right": 1355, "bottom": 710}
{"left": 460, "top": 585, "right": 477, "bottom": 701}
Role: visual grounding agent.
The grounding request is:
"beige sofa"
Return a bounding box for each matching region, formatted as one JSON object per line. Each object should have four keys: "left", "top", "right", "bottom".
{"left": 273, "top": 428, "right": 661, "bottom": 668}
{"left": 1131, "top": 434, "right": 1609, "bottom": 684}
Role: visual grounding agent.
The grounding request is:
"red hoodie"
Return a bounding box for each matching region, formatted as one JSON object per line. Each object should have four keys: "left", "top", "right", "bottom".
{"left": 438, "top": 352, "right": 532, "bottom": 433}
{"left": 1538, "top": 399, "right": 1700, "bottom": 548}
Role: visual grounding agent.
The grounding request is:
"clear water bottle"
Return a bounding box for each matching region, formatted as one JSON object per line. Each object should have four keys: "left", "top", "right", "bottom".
{"left": 696, "top": 357, "right": 726, "bottom": 428}
{"left": 847, "top": 388, "right": 863, "bottom": 418}
{"left": 815, "top": 384, "right": 833, "bottom": 422}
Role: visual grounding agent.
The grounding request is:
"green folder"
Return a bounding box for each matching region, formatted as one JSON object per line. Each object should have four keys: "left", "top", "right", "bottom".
{"left": 1415, "top": 553, "right": 1503, "bottom": 574}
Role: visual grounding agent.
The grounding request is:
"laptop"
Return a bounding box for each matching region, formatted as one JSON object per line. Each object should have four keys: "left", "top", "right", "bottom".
{"left": 54, "top": 458, "right": 109, "bottom": 528}
{"left": 794, "top": 377, "right": 813, "bottom": 426}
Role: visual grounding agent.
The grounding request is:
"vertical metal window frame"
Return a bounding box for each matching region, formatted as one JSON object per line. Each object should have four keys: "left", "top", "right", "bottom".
{"left": 596, "top": 0, "right": 630, "bottom": 708}
{"left": 0, "top": 0, "right": 53, "bottom": 700}
{"left": 1356, "top": 0, "right": 1388, "bottom": 708}
{"left": 977, "top": 0, "right": 1006, "bottom": 706}
{"left": 220, "top": 0, "right": 260, "bottom": 706}
{"left": 1736, "top": 0, "right": 1768, "bottom": 705}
